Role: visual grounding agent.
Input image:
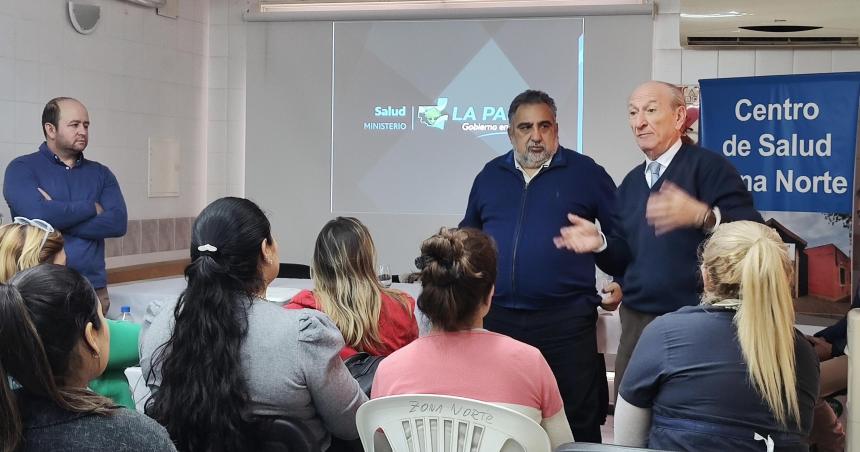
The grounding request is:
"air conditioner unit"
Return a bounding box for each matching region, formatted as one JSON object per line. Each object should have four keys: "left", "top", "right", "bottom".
{"left": 680, "top": 0, "right": 860, "bottom": 48}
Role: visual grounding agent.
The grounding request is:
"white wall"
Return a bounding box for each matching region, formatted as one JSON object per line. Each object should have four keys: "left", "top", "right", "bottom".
{"left": 583, "top": 14, "right": 653, "bottom": 183}
{"left": 0, "top": 0, "right": 210, "bottom": 265}
{"left": 244, "top": 15, "right": 652, "bottom": 273}
{"left": 653, "top": 0, "right": 860, "bottom": 85}
{"left": 237, "top": 0, "right": 860, "bottom": 276}
{"left": 208, "top": 0, "right": 248, "bottom": 201}
{"left": 22, "top": 0, "right": 855, "bottom": 269}
{"left": 0, "top": 0, "right": 210, "bottom": 221}
{"left": 169, "top": 0, "right": 860, "bottom": 270}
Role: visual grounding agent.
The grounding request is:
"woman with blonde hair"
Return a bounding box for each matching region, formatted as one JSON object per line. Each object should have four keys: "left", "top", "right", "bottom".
{"left": 142, "top": 198, "right": 365, "bottom": 452}
{"left": 0, "top": 217, "right": 139, "bottom": 409}
{"left": 0, "top": 217, "right": 65, "bottom": 281}
{"left": 287, "top": 216, "right": 418, "bottom": 359}
{"left": 615, "top": 221, "right": 818, "bottom": 451}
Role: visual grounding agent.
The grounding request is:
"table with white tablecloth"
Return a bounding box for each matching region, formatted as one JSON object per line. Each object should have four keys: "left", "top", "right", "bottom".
{"left": 106, "top": 277, "right": 432, "bottom": 332}
{"left": 104, "top": 275, "right": 829, "bottom": 414}
{"left": 109, "top": 276, "right": 826, "bottom": 354}
{"left": 106, "top": 276, "right": 623, "bottom": 354}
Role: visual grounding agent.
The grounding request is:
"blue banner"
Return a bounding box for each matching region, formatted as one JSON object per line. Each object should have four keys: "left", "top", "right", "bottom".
{"left": 700, "top": 72, "right": 860, "bottom": 213}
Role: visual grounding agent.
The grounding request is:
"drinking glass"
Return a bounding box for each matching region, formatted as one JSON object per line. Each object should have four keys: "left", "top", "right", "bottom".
{"left": 378, "top": 264, "right": 392, "bottom": 288}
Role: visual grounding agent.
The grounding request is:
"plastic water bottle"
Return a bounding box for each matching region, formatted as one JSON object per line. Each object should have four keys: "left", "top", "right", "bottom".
{"left": 119, "top": 305, "right": 135, "bottom": 323}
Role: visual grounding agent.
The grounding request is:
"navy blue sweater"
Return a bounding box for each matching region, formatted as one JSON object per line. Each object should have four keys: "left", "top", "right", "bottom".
{"left": 814, "top": 283, "right": 860, "bottom": 357}
{"left": 596, "top": 143, "right": 762, "bottom": 315}
{"left": 460, "top": 146, "right": 619, "bottom": 311}
{"left": 3, "top": 143, "right": 127, "bottom": 288}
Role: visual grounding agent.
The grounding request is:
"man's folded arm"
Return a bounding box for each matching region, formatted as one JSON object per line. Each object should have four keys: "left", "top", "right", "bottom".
{"left": 3, "top": 161, "right": 96, "bottom": 229}
{"left": 64, "top": 168, "right": 128, "bottom": 239}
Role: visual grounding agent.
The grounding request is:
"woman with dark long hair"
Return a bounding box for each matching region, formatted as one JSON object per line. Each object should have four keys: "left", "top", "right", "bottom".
{"left": 0, "top": 264, "right": 174, "bottom": 452}
{"left": 287, "top": 216, "right": 417, "bottom": 358}
{"left": 0, "top": 218, "right": 139, "bottom": 409}
{"left": 141, "top": 197, "right": 366, "bottom": 452}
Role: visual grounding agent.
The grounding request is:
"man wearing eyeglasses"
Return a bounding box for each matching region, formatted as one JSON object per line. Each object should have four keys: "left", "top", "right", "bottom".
{"left": 3, "top": 97, "right": 127, "bottom": 313}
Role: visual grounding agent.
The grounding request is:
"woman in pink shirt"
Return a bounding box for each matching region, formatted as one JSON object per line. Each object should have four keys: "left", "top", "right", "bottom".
{"left": 286, "top": 217, "right": 417, "bottom": 359}
{"left": 372, "top": 227, "right": 574, "bottom": 448}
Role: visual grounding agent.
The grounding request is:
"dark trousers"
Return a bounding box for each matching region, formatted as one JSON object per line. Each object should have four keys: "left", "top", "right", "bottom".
{"left": 613, "top": 304, "right": 658, "bottom": 398}
{"left": 95, "top": 287, "right": 111, "bottom": 315}
{"left": 484, "top": 304, "right": 606, "bottom": 443}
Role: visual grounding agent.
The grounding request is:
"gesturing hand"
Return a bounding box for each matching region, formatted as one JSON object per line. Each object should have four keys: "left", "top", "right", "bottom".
{"left": 554, "top": 213, "right": 604, "bottom": 253}
{"left": 600, "top": 281, "right": 622, "bottom": 311}
{"left": 646, "top": 181, "right": 709, "bottom": 235}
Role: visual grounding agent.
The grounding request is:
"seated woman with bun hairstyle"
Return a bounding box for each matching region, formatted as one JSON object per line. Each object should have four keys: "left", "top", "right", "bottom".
{"left": 372, "top": 227, "right": 574, "bottom": 449}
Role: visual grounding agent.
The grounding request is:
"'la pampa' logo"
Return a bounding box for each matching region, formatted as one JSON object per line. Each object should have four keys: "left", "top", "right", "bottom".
{"left": 418, "top": 98, "right": 449, "bottom": 130}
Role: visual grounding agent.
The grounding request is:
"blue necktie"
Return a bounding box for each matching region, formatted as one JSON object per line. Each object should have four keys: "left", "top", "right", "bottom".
{"left": 648, "top": 161, "right": 661, "bottom": 188}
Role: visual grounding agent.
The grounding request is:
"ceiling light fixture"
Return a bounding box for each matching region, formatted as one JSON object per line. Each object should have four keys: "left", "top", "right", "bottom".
{"left": 249, "top": 0, "right": 652, "bottom": 21}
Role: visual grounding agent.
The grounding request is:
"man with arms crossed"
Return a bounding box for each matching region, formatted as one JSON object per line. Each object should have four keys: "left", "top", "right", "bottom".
{"left": 4, "top": 97, "right": 127, "bottom": 313}
{"left": 461, "top": 89, "right": 622, "bottom": 442}
{"left": 554, "top": 81, "right": 761, "bottom": 395}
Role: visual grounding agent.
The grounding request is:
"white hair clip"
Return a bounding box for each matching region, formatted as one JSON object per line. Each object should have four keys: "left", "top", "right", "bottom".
{"left": 197, "top": 244, "right": 218, "bottom": 253}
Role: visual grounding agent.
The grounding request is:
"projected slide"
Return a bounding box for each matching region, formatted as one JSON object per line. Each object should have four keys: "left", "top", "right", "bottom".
{"left": 332, "top": 18, "right": 583, "bottom": 215}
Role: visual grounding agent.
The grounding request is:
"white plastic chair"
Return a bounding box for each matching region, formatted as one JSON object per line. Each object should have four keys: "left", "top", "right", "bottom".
{"left": 356, "top": 394, "right": 551, "bottom": 452}
{"left": 846, "top": 309, "right": 859, "bottom": 450}
{"left": 124, "top": 366, "right": 152, "bottom": 413}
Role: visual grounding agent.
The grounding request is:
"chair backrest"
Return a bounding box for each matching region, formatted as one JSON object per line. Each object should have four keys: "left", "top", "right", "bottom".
{"left": 278, "top": 263, "right": 311, "bottom": 279}
{"left": 356, "top": 394, "right": 551, "bottom": 452}
{"left": 123, "top": 366, "right": 152, "bottom": 413}
{"left": 243, "top": 407, "right": 318, "bottom": 452}
{"left": 846, "top": 308, "right": 860, "bottom": 451}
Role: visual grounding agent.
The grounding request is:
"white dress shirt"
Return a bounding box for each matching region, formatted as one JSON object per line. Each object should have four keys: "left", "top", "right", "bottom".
{"left": 643, "top": 139, "right": 682, "bottom": 187}
{"left": 641, "top": 138, "right": 721, "bottom": 231}
{"left": 515, "top": 157, "right": 552, "bottom": 185}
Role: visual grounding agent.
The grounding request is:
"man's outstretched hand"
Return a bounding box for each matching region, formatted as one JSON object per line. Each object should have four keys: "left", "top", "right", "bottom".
{"left": 554, "top": 213, "right": 604, "bottom": 253}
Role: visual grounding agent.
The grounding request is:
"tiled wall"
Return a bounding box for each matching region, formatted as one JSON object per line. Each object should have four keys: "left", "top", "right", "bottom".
{"left": 20, "top": 0, "right": 860, "bottom": 264}
{"left": 0, "top": 0, "right": 209, "bottom": 229}
{"left": 653, "top": 0, "right": 860, "bottom": 84}
{"left": 652, "top": 1, "right": 860, "bottom": 180}
{"left": 653, "top": 0, "right": 860, "bottom": 273}
{"left": 105, "top": 217, "right": 194, "bottom": 258}
{"left": 207, "top": 0, "right": 248, "bottom": 202}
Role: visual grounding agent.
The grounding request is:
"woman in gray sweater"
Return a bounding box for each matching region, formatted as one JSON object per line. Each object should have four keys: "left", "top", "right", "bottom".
{"left": 140, "top": 197, "right": 366, "bottom": 452}
{"left": 0, "top": 264, "right": 175, "bottom": 452}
